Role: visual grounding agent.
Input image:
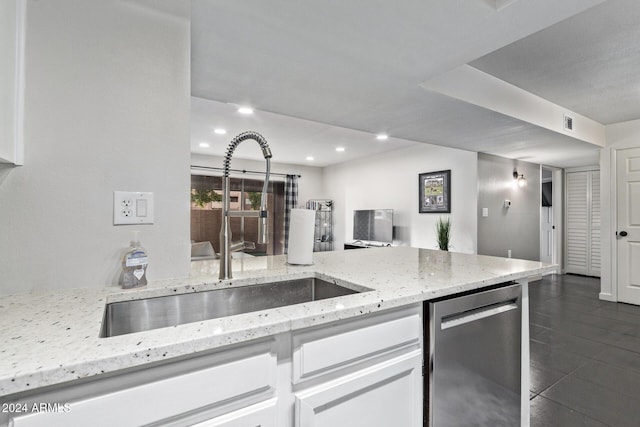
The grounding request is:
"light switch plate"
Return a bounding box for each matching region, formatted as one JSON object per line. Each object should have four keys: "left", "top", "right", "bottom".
{"left": 482, "top": 208, "right": 489, "bottom": 217}
{"left": 114, "top": 191, "right": 154, "bottom": 225}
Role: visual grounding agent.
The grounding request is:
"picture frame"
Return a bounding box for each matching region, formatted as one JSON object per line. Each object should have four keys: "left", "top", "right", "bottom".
{"left": 419, "top": 170, "right": 451, "bottom": 213}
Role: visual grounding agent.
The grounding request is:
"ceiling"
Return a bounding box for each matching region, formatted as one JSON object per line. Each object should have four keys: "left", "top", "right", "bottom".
{"left": 191, "top": 97, "right": 418, "bottom": 167}
{"left": 470, "top": 0, "right": 640, "bottom": 125}
{"left": 191, "top": 0, "right": 637, "bottom": 168}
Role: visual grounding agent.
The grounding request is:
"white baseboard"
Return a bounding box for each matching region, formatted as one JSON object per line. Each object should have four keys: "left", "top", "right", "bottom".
{"left": 599, "top": 292, "right": 616, "bottom": 302}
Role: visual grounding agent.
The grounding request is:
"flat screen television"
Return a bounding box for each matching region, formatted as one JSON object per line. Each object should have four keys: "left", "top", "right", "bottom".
{"left": 353, "top": 209, "right": 393, "bottom": 244}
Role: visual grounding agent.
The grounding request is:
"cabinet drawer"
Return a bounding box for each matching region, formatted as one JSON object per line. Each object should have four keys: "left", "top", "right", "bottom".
{"left": 192, "top": 398, "right": 277, "bottom": 427}
{"left": 295, "top": 350, "right": 423, "bottom": 427}
{"left": 292, "top": 305, "right": 421, "bottom": 383}
{"left": 7, "top": 340, "right": 276, "bottom": 427}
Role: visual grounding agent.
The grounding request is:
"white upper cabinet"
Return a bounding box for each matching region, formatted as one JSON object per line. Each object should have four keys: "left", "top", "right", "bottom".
{"left": 0, "top": 0, "right": 25, "bottom": 165}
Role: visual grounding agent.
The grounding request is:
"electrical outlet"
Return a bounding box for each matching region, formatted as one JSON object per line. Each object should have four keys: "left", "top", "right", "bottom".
{"left": 114, "top": 191, "right": 154, "bottom": 225}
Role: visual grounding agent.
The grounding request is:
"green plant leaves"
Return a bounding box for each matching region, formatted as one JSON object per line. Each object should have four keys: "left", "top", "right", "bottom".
{"left": 435, "top": 216, "right": 452, "bottom": 251}
{"left": 247, "top": 192, "right": 261, "bottom": 210}
{"left": 191, "top": 189, "right": 222, "bottom": 207}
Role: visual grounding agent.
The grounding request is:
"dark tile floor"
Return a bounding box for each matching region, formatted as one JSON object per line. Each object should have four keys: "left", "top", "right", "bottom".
{"left": 529, "top": 274, "right": 640, "bottom": 427}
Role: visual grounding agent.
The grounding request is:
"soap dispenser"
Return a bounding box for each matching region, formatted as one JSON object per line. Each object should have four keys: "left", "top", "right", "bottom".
{"left": 120, "top": 230, "right": 148, "bottom": 289}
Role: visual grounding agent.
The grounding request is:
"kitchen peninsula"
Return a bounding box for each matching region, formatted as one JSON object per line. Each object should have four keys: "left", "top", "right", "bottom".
{"left": 1, "top": 247, "right": 554, "bottom": 426}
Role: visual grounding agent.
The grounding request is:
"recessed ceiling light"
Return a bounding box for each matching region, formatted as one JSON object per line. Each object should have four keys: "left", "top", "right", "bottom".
{"left": 213, "top": 128, "right": 227, "bottom": 135}
{"left": 335, "top": 147, "right": 345, "bottom": 152}
{"left": 237, "top": 107, "right": 254, "bottom": 115}
{"left": 376, "top": 134, "right": 388, "bottom": 141}
{"left": 306, "top": 156, "right": 314, "bottom": 161}
{"left": 199, "top": 142, "right": 210, "bottom": 148}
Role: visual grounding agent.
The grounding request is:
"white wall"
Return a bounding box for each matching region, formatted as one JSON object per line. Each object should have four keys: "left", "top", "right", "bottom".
{"left": 190, "top": 153, "right": 324, "bottom": 206}
{"left": 0, "top": 0, "right": 24, "bottom": 164}
{"left": 0, "top": 0, "right": 191, "bottom": 295}
{"left": 477, "top": 153, "right": 541, "bottom": 261}
{"left": 600, "top": 119, "right": 640, "bottom": 301}
{"left": 323, "top": 143, "right": 478, "bottom": 253}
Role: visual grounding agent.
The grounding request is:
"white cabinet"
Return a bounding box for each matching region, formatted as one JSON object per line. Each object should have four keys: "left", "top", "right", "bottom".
{"left": 3, "top": 305, "right": 423, "bottom": 427}
{"left": 0, "top": 0, "right": 25, "bottom": 165}
{"left": 6, "top": 340, "right": 278, "bottom": 427}
{"left": 292, "top": 307, "right": 421, "bottom": 383}
{"left": 295, "top": 351, "right": 422, "bottom": 427}
{"left": 293, "top": 305, "right": 423, "bottom": 427}
{"left": 565, "top": 169, "right": 600, "bottom": 276}
{"left": 192, "top": 399, "right": 277, "bottom": 427}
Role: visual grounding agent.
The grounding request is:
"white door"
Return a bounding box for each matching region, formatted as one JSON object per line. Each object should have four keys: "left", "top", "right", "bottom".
{"left": 541, "top": 206, "right": 553, "bottom": 264}
{"left": 617, "top": 147, "right": 640, "bottom": 305}
{"left": 565, "top": 170, "right": 601, "bottom": 277}
{"left": 566, "top": 171, "right": 589, "bottom": 275}
{"left": 589, "top": 171, "right": 601, "bottom": 277}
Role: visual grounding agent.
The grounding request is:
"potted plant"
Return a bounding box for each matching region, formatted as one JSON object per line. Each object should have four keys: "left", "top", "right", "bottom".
{"left": 435, "top": 216, "right": 452, "bottom": 251}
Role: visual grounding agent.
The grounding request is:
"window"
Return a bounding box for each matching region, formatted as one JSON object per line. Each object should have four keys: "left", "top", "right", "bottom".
{"left": 190, "top": 175, "right": 285, "bottom": 256}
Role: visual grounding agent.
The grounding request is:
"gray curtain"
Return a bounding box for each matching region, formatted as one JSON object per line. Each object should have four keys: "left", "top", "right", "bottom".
{"left": 284, "top": 175, "right": 298, "bottom": 253}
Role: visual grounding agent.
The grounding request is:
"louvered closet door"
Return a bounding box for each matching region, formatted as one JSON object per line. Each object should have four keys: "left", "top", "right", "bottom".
{"left": 566, "top": 172, "right": 589, "bottom": 275}
{"left": 589, "top": 171, "right": 601, "bottom": 276}
{"left": 565, "top": 170, "right": 600, "bottom": 277}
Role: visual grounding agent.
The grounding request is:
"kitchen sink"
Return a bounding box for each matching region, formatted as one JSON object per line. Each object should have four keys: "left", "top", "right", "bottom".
{"left": 100, "top": 277, "right": 370, "bottom": 337}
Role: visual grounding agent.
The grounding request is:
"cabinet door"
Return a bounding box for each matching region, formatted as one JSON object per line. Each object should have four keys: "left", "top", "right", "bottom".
{"left": 192, "top": 398, "right": 277, "bottom": 427}
{"left": 295, "top": 351, "right": 422, "bottom": 427}
{"left": 7, "top": 341, "right": 276, "bottom": 427}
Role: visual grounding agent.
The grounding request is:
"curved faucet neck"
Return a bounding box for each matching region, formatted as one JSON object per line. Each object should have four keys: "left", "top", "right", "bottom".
{"left": 219, "top": 131, "right": 272, "bottom": 280}
{"left": 222, "top": 131, "right": 272, "bottom": 177}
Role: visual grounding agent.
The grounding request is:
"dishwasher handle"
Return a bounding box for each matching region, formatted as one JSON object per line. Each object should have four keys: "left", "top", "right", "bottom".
{"left": 440, "top": 298, "right": 519, "bottom": 330}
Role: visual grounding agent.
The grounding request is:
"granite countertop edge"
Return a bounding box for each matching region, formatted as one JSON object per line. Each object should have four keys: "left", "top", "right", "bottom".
{"left": 0, "top": 247, "right": 556, "bottom": 397}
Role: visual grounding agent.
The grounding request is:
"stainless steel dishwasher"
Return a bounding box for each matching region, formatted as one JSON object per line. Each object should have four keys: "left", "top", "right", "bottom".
{"left": 425, "top": 283, "right": 522, "bottom": 427}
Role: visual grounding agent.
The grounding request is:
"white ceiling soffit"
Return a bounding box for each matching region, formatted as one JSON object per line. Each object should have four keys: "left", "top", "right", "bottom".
{"left": 470, "top": 0, "right": 640, "bottom": 125}
{"left": 481, "top": 128, "right": 600, "bottom": 168}
{"left": 191, "top": 97, "right": 419, "bottom": 168}
{"left": 420, "top": 65, "right": 606, "bottom": 146}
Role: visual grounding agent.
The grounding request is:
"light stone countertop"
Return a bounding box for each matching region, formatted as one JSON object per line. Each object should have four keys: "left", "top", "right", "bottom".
{"left": 0, "top": 247, "right": 555, "bottom": 397}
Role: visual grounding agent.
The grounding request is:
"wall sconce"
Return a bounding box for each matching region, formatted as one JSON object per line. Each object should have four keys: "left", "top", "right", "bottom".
{"left": 513, "top": 170, "right": 527, "bottom": 187}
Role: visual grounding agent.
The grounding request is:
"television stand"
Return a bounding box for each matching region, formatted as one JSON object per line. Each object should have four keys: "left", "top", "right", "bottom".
{"left": 344, "top": 241, "right": 392, "bottom": 250}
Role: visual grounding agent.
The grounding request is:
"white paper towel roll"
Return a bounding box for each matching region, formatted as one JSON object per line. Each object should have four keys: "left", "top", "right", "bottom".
{"left": 287, "top": 208, "right": 316, "bottom": 265}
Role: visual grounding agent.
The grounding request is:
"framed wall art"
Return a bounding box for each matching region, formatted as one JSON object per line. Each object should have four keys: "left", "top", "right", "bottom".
{"left": 419, "top": 170, "right": 451, "bottom": 213}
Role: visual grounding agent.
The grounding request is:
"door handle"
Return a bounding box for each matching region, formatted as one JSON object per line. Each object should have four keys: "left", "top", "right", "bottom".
{"left": 619, "top": 231, "right": 628, "bottom": 237}
{"left": 441, "top": 299, "right": 519, "bottom": 330}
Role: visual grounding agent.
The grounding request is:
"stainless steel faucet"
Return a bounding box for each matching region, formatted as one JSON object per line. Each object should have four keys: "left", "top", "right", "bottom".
{"left": 219, "top": 131, "right": 272, "bottom": 280}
